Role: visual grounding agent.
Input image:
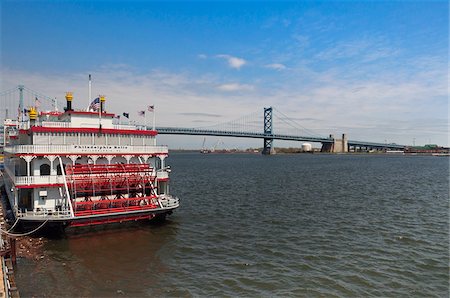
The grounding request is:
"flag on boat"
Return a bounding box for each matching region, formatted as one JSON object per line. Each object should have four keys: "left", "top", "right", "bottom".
{"left": 35, "top": 97, "right": 41, "bottom": 108}
{"left": 122, "top": 112, "right": 129, "bottom": 118}
{"left": 138, "top": 110, "right": 145, "bottom": 117}
{"left": 89, "top": 97, "right": 100, "bottom": 111}
{"left": 148, "top": 105, "right": 154, "bottom": 112}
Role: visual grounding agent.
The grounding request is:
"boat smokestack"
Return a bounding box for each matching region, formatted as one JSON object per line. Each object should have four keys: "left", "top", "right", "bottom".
{"left": 29, "top": 107, "right": 37, "bottom": 126}
{"left": 65, "top": 92, "right": 73, "bottom": 111}
{"left": 100, "top": 95, "right": 105, "bottom": 113}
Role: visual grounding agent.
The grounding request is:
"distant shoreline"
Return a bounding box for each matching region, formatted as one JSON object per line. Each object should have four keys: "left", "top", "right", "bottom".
{"left": 168, "top": 149, "right": 448, "bottom": 156}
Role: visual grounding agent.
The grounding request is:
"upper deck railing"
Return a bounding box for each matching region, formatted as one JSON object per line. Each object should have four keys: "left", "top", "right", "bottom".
{"left": 15, "top": 121, "right": 147, "bottom": 131}
{"left": 15, "top": 174, "right": 65, "bottom": 185}
{"left": 4, "top": 144, "right": 169, "bottom": 155}
{"left": 41, "top": 121, "right": 71, "bottom": 128}
{"left": 5, "top": 161, "right": 169, "bottom": 186}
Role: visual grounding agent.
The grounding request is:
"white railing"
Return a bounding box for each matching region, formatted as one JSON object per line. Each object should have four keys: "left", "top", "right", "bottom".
{"left": 42, "top": 122, "right": 150, "bottom": 131}
{"left": 3, "top": 119, "right": 18, "bottom": 126}
{"left": 14, "top": 175, "right": 65, "bottom": 185}
{"left": 113, "top": 124, "right": 136, "bottom": 130}
{"left": 41, "top": 121, "right": 72, "bottom": 128}
{"left": 18, "top": 120, "right": 151, "bottom": 131}
{"left": 4, "top": 144, "right": 168, "bottom": 155}
{"left": 158, "top": 195, "right": 179, "bottom": 208}
{"left": 17, "top": 208, "right": 71, "bottom": 219}
{"left": 157, "top": 171, "right": 169, "bottom": 180}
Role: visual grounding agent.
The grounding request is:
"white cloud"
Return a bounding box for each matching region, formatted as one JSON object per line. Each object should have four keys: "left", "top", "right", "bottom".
{"left": 265, "top": 63, "right": 286, "bottom": 70}
{"left": 264, "top": 57, "right": 448, "bottom": 145}
{"left": 197, "top": 54, "right": 207, "bottom": 59}
{"left": 0, "top": 67, "right": 258, "bottom": 126}
{"left": 217, "top": 83, "right": 254, "bottom": 92}
{"left": 216, "top": 54, "right": 247, "bottom": 69}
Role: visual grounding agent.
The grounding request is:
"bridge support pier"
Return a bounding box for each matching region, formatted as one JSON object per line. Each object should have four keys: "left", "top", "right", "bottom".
{"left": 262, "top": 138, "right": 276, "bottom": 155}
{"left": 262, "top": 107, "right": 275, "bottom": 155}
{"left": 321, "top": 134, "right": 348, "bottom": 153}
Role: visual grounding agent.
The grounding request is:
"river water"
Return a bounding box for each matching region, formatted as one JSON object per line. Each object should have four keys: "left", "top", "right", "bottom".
{"left": 15, "top": 153, "right": 449, "bottom": 297}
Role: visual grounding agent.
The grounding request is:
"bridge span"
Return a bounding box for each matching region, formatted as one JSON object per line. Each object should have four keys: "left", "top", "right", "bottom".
{"left": 155, "top": 106, "right": 407, "bottom": 153}
{"left": 155, "top": 127, "right": 407, "bottom": 152}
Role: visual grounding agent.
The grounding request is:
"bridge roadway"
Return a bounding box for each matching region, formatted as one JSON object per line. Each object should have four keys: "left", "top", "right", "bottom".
{"left": 155, "top": 127, "right": 407, "bottom": 150}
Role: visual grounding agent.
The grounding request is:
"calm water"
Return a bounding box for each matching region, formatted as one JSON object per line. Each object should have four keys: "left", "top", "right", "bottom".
{"left": 15, "top": 153, "right": 449, "bottom": 297}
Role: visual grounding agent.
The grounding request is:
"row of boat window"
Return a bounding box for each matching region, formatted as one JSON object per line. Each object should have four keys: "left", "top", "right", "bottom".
{"left": 36, "top": 132, "right": 151, "bottom": 138}
{"left": 39, "top": 164, "right": 63, "bottom": 175}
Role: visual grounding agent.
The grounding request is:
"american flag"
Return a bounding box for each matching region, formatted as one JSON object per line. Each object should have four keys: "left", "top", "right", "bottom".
{"left": 89, "top": 97, "right": 100, "bottom": 111}
{"left": 138, "top": 110, "right": 145, "bottom": 117}
{"left": 148, "top": 105, "right": 154, "bottom": 112}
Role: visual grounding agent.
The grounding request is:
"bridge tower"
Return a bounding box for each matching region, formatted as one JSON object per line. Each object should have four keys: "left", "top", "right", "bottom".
{"left": 262, "top": 107, "right": 275, "bottom": 155}
{"left": 18, "top": 85, "right": 24, "bottom": 122}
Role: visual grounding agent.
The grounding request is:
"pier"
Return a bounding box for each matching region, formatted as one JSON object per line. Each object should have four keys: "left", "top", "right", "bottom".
{"left": 0, "top": 173, "right": 19, "bottom": 298}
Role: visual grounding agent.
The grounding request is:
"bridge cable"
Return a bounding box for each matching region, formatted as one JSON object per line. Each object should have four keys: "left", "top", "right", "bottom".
{"left": 273, "top": 107, "right": 326, "bottom": 138}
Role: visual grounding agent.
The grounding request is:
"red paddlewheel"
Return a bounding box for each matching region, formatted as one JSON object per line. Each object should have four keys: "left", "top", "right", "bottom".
{"left": 73, "top": 195, "right": 158, "bottom": 216}
{"left": 66, "top": 163, "right": 157, "bottom": 198}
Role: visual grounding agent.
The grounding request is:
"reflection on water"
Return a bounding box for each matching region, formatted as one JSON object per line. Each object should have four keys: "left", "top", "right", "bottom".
{"left": 16, "top": 222, "right": 179, "bottom": 297}
{"left": 15, "top": 154, "right": 449, "bottom": 297}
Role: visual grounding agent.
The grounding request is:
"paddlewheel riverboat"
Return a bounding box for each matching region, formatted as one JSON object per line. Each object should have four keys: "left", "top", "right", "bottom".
{"left": 1, "top": 92, "right": 179, "bottom": 232}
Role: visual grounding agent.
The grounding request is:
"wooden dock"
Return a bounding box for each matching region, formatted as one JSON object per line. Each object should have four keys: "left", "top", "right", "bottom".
{"left": 0, "top": 175, "right": 19, "bottom": 298}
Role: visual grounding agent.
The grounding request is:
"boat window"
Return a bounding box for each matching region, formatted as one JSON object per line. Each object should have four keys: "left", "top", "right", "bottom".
{"left": 57, "top": 165, "right": 61, "bottom": 175}
{"left": 39, "top": 190, "right": 47, "bottom": 202}
{"left": 40, "top": 164, "right": 51, "bottom": 176}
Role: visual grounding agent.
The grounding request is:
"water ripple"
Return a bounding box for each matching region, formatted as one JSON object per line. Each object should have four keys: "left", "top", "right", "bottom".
{"left": 14, "top": 154, "right": 449, "bottom": 297}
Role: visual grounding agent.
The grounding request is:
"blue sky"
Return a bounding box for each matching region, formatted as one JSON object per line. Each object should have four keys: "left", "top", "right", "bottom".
{"left": 1, "top": 1, "right": 448, "bottom": 148}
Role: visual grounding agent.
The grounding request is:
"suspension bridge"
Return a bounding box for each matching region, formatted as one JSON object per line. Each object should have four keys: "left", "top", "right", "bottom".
{"left": 0, "top": 85, "right": 406, "bottom": 154}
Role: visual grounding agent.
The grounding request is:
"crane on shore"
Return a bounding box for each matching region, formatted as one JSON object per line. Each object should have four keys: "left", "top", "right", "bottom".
{"left": 200, "top": 138, "right": 227, "bottom": 153}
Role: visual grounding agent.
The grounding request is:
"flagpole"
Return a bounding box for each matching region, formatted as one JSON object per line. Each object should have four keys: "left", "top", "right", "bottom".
{"left": 152, "top": 109, "right": 155, "bottom": 131}
{"left": 99, "top": 95, "right": 104, "bottom": 131}
{"left": 99, "top": 100, "right": 101, "bottom": 128}
{"left": 152, "top": 109, "right": 156, "bottom": 145}
{"left": 88, "top": 74, "right": 92, "bottom": 111}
